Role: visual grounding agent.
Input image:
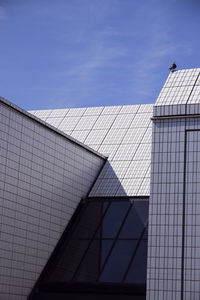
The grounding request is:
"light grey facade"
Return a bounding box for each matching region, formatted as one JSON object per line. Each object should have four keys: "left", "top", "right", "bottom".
{"left": 0, "top": 98, "right": 105, "bottom": 299}
{"left": 30, "top": 104, "right": 153, "bottom": 197}
{"left": 1, "top": 68, "right": 200, "bottom": 300}
{"left": 147, "top": 68, "right": 200, "bottom": 300}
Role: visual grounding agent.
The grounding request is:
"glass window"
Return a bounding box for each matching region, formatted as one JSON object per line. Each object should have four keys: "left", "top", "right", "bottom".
{"left": 42, "top": 198, "right": 149, "bottom": 286}
{"left": 101, "top": 240, "right": 114, "bottom": 267}
{"left": 73, "top": 238, "right": 102, "bottom": 282}
{"left": 102, "top": 202, "right": 130, "bottom": 238}
{"left": 125, "top": 240, "right": 148, "bottom": 283}
{"left": 119, "top": 201, "right": 148, "bottom": 239}
{"left": 99, "top": 240, "right": 137, "bottom": 282}
{"left": 72, "top": 202, "right": 102, "bottom": 239}
{"left": 44, "top": 239, "right": 90, "bottom": 282}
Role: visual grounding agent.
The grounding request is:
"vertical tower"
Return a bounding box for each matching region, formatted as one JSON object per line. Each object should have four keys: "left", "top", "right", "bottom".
{"left": 147, "top": 68, "right": 200, "bottom": 300}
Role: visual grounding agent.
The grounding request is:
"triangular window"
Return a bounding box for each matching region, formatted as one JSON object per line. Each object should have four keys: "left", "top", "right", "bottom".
{"left": 31, "top": 198, "right": 148, "bottom": 299}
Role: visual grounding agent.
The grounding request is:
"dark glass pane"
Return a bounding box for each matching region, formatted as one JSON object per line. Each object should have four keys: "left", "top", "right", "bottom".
{"left": 72, "top": 202, "right": 102, "bottom": 239}
{"left": 143, "top": 225, "right": 148, "bottom": 239}
{"left": 41, "top": 198, "right": 149, "bottom": 287}
{"left": 101, "top": 240, "right": 114, "bottom": 267}
{"left": 103, "top": 201, "right": 109, "bottom": 213}
{"left": 102, "top": 202, "right": 130, "bottom": 238}
{"left": 99, "top": 240, "right": 137, "bottom": 283}
{"left": 125, "top": 240, "right": 148, "bottom": 283}
{"left": 119, "top": 201, "right": 148, "bottom": 239}
{"left": 44, "top": 239, "right": 89, "bottom": 282}
{"left": 74, "top": 239, "right": 102, "bottom": 282}
{"left": 73, "top": 238, "right": 114, "bottom": 282}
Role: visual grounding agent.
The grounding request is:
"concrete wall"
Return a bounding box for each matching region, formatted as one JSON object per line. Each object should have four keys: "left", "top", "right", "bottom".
{"left": 0, "top": 100, "right": 105, "bottom": 300}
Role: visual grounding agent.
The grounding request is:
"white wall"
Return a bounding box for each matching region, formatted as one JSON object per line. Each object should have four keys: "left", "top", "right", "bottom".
{"left": 0, "top": 100, "right": 105, "bottom": 300}
{"left": 147, "top": 116, "right": 184, "bottom": 300}
{"left": 147, "top": 103, "right": 200, "bottom": 300}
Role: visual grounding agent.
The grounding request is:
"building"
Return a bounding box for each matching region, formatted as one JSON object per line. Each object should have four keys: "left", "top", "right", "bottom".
{"left": 0, "top": 68, "right": 200, "bottom": 300}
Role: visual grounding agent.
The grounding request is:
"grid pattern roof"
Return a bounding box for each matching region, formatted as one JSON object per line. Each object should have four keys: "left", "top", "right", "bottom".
{"left": 0, "top": 97, "right": 105, "bottom": 159}
{"left": 156, "top": 68, "right": 200, "bottom": 106}
{"left": 30, "top": 104, "right": 153, "bottom": 197}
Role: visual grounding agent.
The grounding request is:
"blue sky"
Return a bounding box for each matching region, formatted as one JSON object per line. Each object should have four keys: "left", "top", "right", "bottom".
{"left": 0, "top": 0, "right": 200, "bottom": 110}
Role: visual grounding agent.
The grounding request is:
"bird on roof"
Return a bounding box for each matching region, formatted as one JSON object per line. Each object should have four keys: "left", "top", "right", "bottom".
{"left": 169, "top": 62, "right": 177, "bottom": 72}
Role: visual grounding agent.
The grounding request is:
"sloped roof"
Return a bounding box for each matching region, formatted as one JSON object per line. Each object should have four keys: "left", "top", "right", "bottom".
{"left": 0, "top": 96, "right": 105, "bottom": 159}
{"left": 156, "top": 68, "right": 200, "bottom": 106}
{"left": 30, "top": 104, "right": 153, "bottom": 197}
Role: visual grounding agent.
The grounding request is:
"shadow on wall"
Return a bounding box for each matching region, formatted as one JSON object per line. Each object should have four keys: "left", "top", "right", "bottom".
{"left": 89, "top": 160, "right": 148, "bottom": 197}
{"left": 28, "top": 161, "right": 149, "bottom": 300}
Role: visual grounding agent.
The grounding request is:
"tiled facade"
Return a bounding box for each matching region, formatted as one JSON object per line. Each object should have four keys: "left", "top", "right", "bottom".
{"left": 147, "top": 107, "right": 200, "bottom": 299}
{"left": 30, "top": 103, "right": 153, "bottom": 197}
{"left": 156, "top": 68, "right": 200, "bottom": 105}
{"left": 147, "top": 114, "right": 185, "bottom": 299}
{"left": 0, "top": 98, "right": 104, "bottom": 299}
{"left": 1, "top": 68, "right": 200, "bottom": 299}
{"left": 147, "top": 69, "right": 200, "bottom": 300}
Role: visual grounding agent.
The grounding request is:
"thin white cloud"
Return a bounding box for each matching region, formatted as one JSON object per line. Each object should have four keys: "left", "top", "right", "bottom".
{"left": 54, "top": 25, "right": 127, "bottom": 102}
{"left": 25, "top": 0, "right": 196, "bottom": 107}
{"left": 0, "top": 6, "right": 6, "bottom": 19}
{"left": 128, "top": 1, "right": 183, "bottom": 100}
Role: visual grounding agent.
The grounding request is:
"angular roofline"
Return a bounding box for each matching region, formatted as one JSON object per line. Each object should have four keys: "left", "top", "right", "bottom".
{"left": 173, "top": 67, "right": 200, "bottom": 71}
{"left": 0, "top": 96, "right": 107, "bottom": 160}
{"left": 29, "top": 103, "right": 154, "bottom": 113}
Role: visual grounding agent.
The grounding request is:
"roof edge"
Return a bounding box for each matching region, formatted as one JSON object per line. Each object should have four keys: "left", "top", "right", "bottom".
{"left": 29, "top": 103, "right": 154, "bottom": 112}
{"left": 170, "top": 67, "right": 200, "bottom": 72}
{"left": 0, "top": 96, "right": 107, "bottom": 160}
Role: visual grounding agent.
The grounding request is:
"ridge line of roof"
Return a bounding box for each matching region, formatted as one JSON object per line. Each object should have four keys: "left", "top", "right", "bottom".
{"left": 29, "top": 103, "right": 154, "bottom": 113}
